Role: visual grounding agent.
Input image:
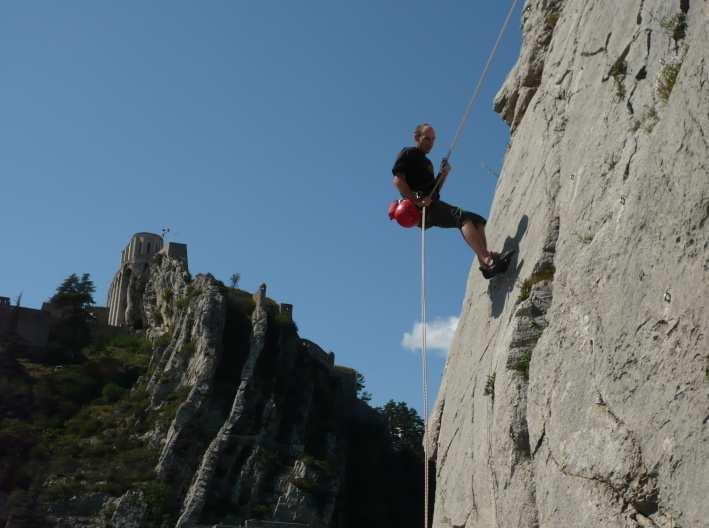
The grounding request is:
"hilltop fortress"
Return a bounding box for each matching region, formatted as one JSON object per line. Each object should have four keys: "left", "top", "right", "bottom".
{"left": 107, "top": 232, "right": 188, "bottom": 327}
{"left": 0, "top": 232, "right": 188, "bottom": 350}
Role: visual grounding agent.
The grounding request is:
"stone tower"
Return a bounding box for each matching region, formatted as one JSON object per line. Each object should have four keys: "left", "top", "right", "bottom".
{"left": 107, "top": 232, "right": 188, "bottom": 327}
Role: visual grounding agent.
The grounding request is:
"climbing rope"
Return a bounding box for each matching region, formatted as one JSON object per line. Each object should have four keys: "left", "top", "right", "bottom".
{"left": 427, "top": 0, "right": 521, "bottom": 200}
{"left": 421, "top": 206, "right": 430, "bottom": 528}
{"left": 417, "top": 3, "right": 520, "bottom": 527}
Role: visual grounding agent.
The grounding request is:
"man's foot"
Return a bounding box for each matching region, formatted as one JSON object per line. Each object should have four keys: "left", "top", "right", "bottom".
{"left": 479, "top": 265, "right": 496, "bottom": 279}
{"left": 479, "top": 250, "right": 515, "bottom": 279}
{"left": 479, "top": 255, "right": 496, "bottom": 279}
{"left": 492, "top": 250, "right": 514, "bottom": 274}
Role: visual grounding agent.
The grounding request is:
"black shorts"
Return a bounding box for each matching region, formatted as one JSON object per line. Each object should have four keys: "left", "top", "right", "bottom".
{"left": 419, "top": 199, "right": 487, "bottom": 230}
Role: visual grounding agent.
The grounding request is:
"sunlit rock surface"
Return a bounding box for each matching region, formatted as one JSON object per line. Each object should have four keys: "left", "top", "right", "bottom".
{"left": 431, "top": 1, "right": 708, "bottom": 526}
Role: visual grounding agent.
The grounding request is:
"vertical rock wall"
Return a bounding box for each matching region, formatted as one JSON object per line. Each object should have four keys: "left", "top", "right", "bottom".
{"left": 106, "top": 253, "right": 420, "bottom": 528}
{"left": 133, "top": 258, "right": 357, "bottom": 527}
{"left": 431, "top": 1, "right": 708, "bottom": 527}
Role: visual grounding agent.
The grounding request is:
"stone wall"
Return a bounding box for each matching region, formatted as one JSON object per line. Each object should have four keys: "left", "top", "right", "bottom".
{"left": 122, "top": 232, "right": 163, "bottom": 266}
{"left": 160, "top": 241, "right": 188, "bottom": 265}
{"left": 0, "top": 304, "right": 49, "bottom": 349}
{"left": 107, "top": 264, "right": 131, "bottom": 327}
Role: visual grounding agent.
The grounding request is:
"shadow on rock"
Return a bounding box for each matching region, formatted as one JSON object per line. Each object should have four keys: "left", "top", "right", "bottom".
{"left": 489, "top": 215, "right": 528, "bottom": 318}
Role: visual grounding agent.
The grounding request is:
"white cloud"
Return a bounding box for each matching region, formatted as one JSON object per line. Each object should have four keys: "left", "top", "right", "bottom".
{"left": 402, "top": 316, "right": 459, "bottom": 357}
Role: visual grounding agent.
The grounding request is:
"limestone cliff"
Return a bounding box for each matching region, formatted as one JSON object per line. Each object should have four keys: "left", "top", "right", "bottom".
{"left": 86, "top": 253, "right": 421, "bottom": 528}
{"left": 108, "top": 254, "right": 357, "bottom": 527}
{"left": 430, "top": 1, "right": 708, "bottom": 527}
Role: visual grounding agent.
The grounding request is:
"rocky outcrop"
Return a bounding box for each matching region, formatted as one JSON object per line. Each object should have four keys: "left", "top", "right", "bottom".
{"left": 119, "top": 256, "right": 357, "bottom": 527}
{"left": 91, "top": 253, "right": 417, "bottom": 528}
{"left": 11, "top": 246, "right": 423, "bottom": 528}
{"left": 174, "top": 288, "right": 269, "bottom": 527}
{"left": 494, "top": 0, "right": 563, "bottom": 131}
{"left": 431, "top": 1, "right": 708, "bottom": 527}
{"left": 109, "top": 490, "right": 147, "bottom": 528}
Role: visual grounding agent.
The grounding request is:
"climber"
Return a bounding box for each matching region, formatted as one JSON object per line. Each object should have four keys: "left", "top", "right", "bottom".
{"left": 391, "top": 123, "right": 511, "bottom": 278}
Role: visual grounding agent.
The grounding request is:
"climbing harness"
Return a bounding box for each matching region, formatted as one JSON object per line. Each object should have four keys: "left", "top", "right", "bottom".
{"left": 417, "top": 2, "right": 520, "bottom": 527}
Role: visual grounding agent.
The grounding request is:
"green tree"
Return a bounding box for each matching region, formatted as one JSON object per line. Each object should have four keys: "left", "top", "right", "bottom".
{"left": 51, "top": 273, "right": 95, "bottom": 311}
{"left": 377, "top": 400, "right": 424, "bottom": 457}
{"left": 355, "top": 372, "right": 372, "bottom": 403}
{"left": 47, "top": 273, "right": 96, "bottom": 361}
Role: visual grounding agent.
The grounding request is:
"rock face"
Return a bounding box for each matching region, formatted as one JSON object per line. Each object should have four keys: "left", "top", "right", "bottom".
{"left": 121, "top": 255, "right": 359, "bottom": 527}
{"left": 91, "top": 253, "right": 421, "bottom": 528}
{"left": 431, "top": 1, "right": 708, "bottom": 527}
{"left": 5, "top": 247, "right": 423, "bottom": 527}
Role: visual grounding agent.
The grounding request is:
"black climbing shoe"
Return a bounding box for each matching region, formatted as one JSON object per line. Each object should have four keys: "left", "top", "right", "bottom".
{"left": 479, "top": 250, "right": 515, "bottom": 279}
{"left": 479, "top": 263, "right": 496, "bottom": 279}
{"left": 492, "top": 250, "right": 514, "bottom": 274}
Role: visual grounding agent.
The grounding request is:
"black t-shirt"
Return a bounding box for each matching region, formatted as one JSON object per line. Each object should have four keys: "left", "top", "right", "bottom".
{"left": 391, "top": 147, "right": 436, "bottom": 196}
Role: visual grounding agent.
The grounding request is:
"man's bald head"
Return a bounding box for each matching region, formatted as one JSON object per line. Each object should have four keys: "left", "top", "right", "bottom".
{"left": 414, "top": 123, "right": 436, "bottom": 154}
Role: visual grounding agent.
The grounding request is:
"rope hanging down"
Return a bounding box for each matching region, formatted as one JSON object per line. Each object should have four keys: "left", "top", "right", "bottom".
{"left": 421, "top": 207, "right": 430, "bottom": 528}
{"left": 419, "top": 3, "right": 519, "bottom": 527}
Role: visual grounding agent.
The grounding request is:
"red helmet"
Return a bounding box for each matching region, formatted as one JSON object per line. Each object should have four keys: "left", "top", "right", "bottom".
{"left": 388, "top": 199, "right": 421, "bottom": 228}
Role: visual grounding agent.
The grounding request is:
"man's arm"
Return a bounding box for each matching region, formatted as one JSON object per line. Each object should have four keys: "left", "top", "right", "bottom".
{"left": 394, "top": 174, "right": 432, "bottom": 207}
{"left": 393, "top": 174, "right": 416, "bottom": 201}
{"left": 431, "top": 160, "right": 451, "bottom": 196}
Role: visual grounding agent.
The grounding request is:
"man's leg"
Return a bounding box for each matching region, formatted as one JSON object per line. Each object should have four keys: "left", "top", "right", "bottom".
{"left": 429, "top": 201, "right": 495, "bottom": 268}
{"left": 461, "top": 220, "right": 493, "bottom": 268}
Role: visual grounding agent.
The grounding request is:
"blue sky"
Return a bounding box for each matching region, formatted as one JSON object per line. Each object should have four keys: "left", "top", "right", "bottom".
{"left": 1, "top": 1, "right": 523, "bottom": 414}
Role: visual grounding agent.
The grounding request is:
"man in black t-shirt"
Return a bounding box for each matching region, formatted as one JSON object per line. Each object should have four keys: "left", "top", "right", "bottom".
{"left": 392, "top": 123, "right": 501, "bottom": 277}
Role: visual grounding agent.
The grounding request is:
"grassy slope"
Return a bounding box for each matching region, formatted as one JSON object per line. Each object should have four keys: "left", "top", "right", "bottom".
{"left": 0, "top": 334, "right": 182, "bottom": 526}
